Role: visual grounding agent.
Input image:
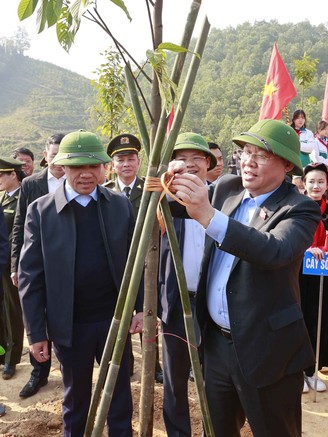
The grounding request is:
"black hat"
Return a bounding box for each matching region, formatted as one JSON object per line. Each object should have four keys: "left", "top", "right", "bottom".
{"left": 107, "top": 134, "right": 141, "bottom": 157}
{"left": 0, "top": 157, "right": 24, "bottom": 172}
{"left": 303, "top": 163, "right": 328, "bottom": 180}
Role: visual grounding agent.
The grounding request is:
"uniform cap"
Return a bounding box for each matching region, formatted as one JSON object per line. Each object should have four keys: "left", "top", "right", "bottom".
{"left": 107, "top": 134, "right": 141, "bottom": 157}
{"left": 232, "top": 119, "right": 303, "bottom": 176}
{"left": 173, "top": 132, "right": 217, "bottom": 170}
{"left": 0, "top": 157, "right": 24, "bottom": 172}
{"left": 52, "top": 130, "right": 110, "bottom": 166}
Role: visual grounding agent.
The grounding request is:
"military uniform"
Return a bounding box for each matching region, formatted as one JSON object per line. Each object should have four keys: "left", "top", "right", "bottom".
{"left": 105, "top": 176, "right": 144, "bottom": 217}
{"left": 0, "top": 158, "right": 24, "bottom": 378}
{"left": 0, "top": 189, "right": 24, "bottom": 368}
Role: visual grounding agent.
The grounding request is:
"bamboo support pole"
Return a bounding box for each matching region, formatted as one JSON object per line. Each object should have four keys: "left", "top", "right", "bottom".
{"left": 160, "top": 198, "right": 214, "bottom": 436}
{"left": 86, "top": 11, "right": 213, "bottom": 437}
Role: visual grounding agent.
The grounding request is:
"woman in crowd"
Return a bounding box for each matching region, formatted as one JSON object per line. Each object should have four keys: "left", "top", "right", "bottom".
{"left": 310, "top": 120, "right": 328, "bottom": 165}
{"left": 291, "top": 109, "right": 316, "bottom": 167}
{"left": 300, "top": 163, "right": 328, "bottom": 393}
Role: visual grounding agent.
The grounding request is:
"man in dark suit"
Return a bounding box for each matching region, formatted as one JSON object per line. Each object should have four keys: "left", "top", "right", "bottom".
{"left": 0, "top": 158, "right": 26, "bottom": 380}
{"left": 12, "top": 147, "right": 35, "bottom": 176}
{"left": 158, "top": 132, "right": 217, "bottom": 436}
{"left": 206, "top": 142, "right": 224, "bottom": 185}
{"left": 11, "top": 133, "right": 65, "bottom": 397}
{"left": 168, "top": 119, "right": 321, "bottom": 436}
{"left": 18, "top": 130, "right": 143, "bottom": 437}
{"left": 106, "top": 133, "right": 163, "bottom": 382}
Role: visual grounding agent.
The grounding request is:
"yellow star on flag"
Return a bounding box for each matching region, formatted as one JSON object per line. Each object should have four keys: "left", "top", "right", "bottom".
{"left": 263, "top": 80, "right": 279, "bottom": 100}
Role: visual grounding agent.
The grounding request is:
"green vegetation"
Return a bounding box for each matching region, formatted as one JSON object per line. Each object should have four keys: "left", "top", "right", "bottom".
{"left": 0, "top": 40, "right": 96, "bottom": 164}
{"left": 1, "top": 19, "right": 328, "bottom": 167}
{"left": 180, "top": 20, "right": 328, "bottom": 160}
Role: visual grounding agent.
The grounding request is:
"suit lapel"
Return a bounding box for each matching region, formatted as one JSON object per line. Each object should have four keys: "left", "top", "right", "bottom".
{"left": 129, "top": 177, "right": 143, "bottom": 203}
{"left": 230, "top": 182, "right": 289, "bottom": 271}
{"left": 35, "top": 169, "right": 49, "bottom": 196}
{"left": 1, "top": 190, "right": 19, "bottom": 207}
{"left": 220, "top": 189, "right": 245, "bottom": 217}
{"left": 203, "top": 187, "right": 246, "bottom": 266}
{"left": 249, "top": 182, "right": 288, "bottom": 230}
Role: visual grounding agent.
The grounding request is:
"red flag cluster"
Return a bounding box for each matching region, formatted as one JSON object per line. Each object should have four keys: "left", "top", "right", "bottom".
{"left": 259, "top": 43, "right": 297, "bottom": 120}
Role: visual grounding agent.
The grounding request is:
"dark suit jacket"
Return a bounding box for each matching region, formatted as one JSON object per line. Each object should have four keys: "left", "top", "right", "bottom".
{"left": 171, "top": 174, "right": 321, "bottom": 388}
{"left": 11, "top": 169, "right": 49, "bottom": 273}
{"left": 202, "top": 175, "right": 322, "bottom": 387}
{"left": 158, "top": 218, "right": 185, "bottom": 324}
{"left": 106, "top": 176, "right": 144, "bottom": 217}
{"left": 18, "top": 183, "right": 136, "bottom": 347}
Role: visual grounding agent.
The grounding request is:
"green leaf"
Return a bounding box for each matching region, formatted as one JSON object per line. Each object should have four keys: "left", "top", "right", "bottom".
{"left": 36, "top": 2, "right": 47, "bottom": 33}
{"left": 70, "top": 0, "right": 88, "bottom": 26}
{"left": 47, "top": 0, "right": 63, "bottom": 27}
{"left": 157, "top": 42, "right": 188, "bottom": 53}
{"left": 56, "top": 6, "right": 75, "bottom": 52}
{"left": 18, "top": 0, "right": 39, "bottom": 20}
{"left": 158, "top": 42, "right": 200, "bottom": 59}
{"left": 109, "top": 0, "right": 132, "bottom": 21}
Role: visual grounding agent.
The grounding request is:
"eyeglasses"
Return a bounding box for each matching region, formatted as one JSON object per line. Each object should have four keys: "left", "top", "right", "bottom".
{"left": 176, "top": 156, "right": 207, "bottom": 164}
{"left": 240, "top": 150, "right": 273, "bottom": 165}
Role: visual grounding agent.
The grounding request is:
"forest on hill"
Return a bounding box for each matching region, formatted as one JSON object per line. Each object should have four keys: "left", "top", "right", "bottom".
{"left": 0, "top": 19, "right": 327, "bottom": 166}
{"left": 179, "top": 19, "right": 328, "bottom": 159}
{"left": 0, "top": 42, "right": 96, "bottom": 165}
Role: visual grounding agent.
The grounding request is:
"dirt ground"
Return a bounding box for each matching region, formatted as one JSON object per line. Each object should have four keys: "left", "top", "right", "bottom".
{"left": 1, "top": 335, "right": 327, "bottom": 436}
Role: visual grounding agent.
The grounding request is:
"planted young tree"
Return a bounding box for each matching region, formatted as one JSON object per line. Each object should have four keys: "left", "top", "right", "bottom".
{"left": 90, "top": 49, "right": 137, "bottom": 139}
{"left": 294, "top": 52, "right": 319, "bottom": 109}
{"left": 16, "top": 1, "right": 214, "bottom": 435}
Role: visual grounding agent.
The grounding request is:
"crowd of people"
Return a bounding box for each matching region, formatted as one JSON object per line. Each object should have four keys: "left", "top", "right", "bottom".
{"left": 0, "top": 112, "right": 328, "bottom": 436}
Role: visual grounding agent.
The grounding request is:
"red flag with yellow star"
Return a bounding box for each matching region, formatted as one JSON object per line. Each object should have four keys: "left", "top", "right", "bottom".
{"left": 259, "top": 43, "right": 297, "bottom": 120}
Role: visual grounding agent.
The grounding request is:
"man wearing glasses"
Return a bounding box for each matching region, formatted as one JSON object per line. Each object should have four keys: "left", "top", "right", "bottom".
{"left": 168, "top": 119, "right": 321, "bottom": 436}
{"left": 158, "top": 132, "right": 217, "bottom": 436}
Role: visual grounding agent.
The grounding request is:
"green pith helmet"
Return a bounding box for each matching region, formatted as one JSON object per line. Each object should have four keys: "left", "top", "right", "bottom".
{"left": 52, "top": 130, "right": 110, "bottom": 166}
{"left": 173, "top": 132, "right": 217, "bottom": 170}
{"left": 232, "top": 119, "right": 303, "bottom": 176}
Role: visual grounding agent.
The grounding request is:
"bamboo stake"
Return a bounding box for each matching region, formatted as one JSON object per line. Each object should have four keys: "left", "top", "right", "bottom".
{"left": 87, "top": 4, "right": 204, "bottom": 431}
{"left": 140, "top": 2, "right": 203, "bottom": 434}
{"left": 160, "top": 198, "right": 214, "bottom": 436}
{"left": 87, "top": 12, "right": 213, "bottom": 437}
{"left": 139, "top": 1, "right": 163, "bottom": 434}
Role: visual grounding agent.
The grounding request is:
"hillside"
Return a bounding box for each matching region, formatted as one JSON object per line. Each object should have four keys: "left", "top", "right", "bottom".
{"left": 0, "top": 49, "right": 96, "bottom": 164}
{"left": 181, "top": 20, "right": 328, "bottom": 154}
{"left": 1, "top": 20, "right": 328, "bottom": 165}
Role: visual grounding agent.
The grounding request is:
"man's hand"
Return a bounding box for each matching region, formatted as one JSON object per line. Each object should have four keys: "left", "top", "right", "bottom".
{"left": 30, "top": 341, "right": 50, "bottom": 363}
{"left": 167, "top": 159, "right": 187, "bottom": 178}
{"left": 170, "top": 172, "right": 215, "bottom": 228}
{"left": 10, "top": 272, "right": 18, "bottom": 287}
{"left": 129, "top": 312, "right": 143, "bottom": 334}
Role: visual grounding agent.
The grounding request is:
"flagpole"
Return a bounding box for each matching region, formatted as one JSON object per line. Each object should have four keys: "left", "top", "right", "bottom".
{"left": 283, "top": 106, "right": 291, "bottom": 124}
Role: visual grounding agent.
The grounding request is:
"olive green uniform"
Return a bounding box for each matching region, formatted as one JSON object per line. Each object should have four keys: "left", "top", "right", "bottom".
{"left": 0, "top": 190, "right": 24, "bottom": 366}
